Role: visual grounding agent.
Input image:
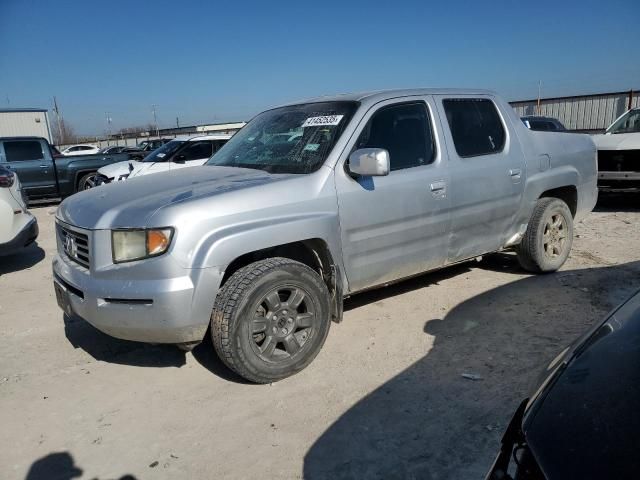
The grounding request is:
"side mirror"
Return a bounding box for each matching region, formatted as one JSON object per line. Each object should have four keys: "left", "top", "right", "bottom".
{"left": 173, "top": 154, "right": 186, "bottom": 164}
{"left": 348, "top": 148, "right": 390, "bottom": 177}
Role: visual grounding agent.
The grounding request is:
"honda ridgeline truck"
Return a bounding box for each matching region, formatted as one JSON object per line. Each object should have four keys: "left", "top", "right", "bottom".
{"left": 53, "top": 89, "right": 598, "bottom": 383}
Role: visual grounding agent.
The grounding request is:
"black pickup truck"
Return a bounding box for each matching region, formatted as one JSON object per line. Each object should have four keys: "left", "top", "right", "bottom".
{"left": 0, "top": 136, "right": 129, "bottom": 201}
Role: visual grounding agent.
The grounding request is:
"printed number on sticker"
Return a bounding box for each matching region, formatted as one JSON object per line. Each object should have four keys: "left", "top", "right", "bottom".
{"left": 302, "top": 115, "right": 344, "bottom": 127}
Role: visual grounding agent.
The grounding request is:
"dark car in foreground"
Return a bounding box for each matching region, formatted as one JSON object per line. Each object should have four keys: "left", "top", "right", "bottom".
{"left": 487, "top": 289, "right": 640, "bottom": 480}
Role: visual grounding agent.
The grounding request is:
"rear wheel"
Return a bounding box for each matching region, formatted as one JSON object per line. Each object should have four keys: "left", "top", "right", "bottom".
{"left": 517, "top": 197, "right": 573, "bottom": 272}
{"left": 77, "top": 172, "right": 98, "bottom": 191}
{"left": 211, "top": 257, "right": 331, "bottom": 383}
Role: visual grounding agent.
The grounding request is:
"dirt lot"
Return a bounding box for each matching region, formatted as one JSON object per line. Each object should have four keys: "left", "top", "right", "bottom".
{"left": 1, "top": 195, "right": 639, "bottom": 480}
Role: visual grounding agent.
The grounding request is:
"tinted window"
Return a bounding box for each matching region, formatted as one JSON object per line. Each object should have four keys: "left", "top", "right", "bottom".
{"left": 443, "top": 98, "right": 505, "bottom": 157}
{"left": 529, "top": 120, "right": 550, "bottom": 131}
{"left": 4, "top": 140, "right": 44, "bottom": 162}
{"left": 355, "top": 102, "right": 435, "bottom": 171}
{"left": 180, "top": 141, "right": 214, "bottom": 161}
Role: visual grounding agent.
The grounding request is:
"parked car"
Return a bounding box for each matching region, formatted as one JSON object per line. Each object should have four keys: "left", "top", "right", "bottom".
{"left": 94, "top": 134, "right": 231, "bottom": 185}
{"left": 0, "top": 136, "right": 129, "bottom": 200}
{"left": 61, "top": 144, "right": 100, "bottom": 156}
{"left": 592, "top": 107, "right": 640, "bottom": 192}
{"left": 0, "top": 165, "right": 38, "bottom": 256}
{"left": 98, "top": 146, "right": 126, "bottom": 154}
{"left": 521, "top": 116, "right": 567, "bottom": 132}
{"left": 486, "top": 288, "right": 640, "bottom": 480}
{"left": 53, "top": 89, "right": 597, "bottom": 383}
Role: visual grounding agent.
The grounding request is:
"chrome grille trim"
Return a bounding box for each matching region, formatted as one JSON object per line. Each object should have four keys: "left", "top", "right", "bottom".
{"left": 57, "top": 222, "right": 91, "bottom": 269}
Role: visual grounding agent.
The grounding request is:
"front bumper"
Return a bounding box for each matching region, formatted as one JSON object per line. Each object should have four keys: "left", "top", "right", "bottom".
{"left": 598, "top": 171, "right": 640, "bottom": 192}
{"left": 52, "top": 252, "right": 223, "bottom": 344}
{"left": 0, "top": 216, "right": 38, "bottom": 256}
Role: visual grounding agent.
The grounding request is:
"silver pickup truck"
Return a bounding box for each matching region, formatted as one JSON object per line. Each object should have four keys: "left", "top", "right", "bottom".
{"left": 53, "top": 89, "right": 597, "bottom": 383}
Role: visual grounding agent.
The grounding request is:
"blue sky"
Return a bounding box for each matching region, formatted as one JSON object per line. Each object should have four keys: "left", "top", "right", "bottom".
{"left": 1, "top": 0, "right": 638, "bottom": 135}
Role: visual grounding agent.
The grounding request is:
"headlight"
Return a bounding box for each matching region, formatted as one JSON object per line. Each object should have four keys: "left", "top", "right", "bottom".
{"left": 111, "top": 228, "right": 174, "bottom": 263}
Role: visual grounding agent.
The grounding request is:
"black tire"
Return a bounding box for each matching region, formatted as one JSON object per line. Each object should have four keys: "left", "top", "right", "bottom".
{"left": 517, "top": 197, "right": 574, "bottom": 273}
{"left": 211, "top": 257, "right": 331, "bottom": 383}
{"left": 77, "top": 172, "right": 98, "bottom": 191}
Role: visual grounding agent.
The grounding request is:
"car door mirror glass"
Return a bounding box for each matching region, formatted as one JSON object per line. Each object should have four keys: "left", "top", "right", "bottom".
{"left": 348, "top": 148, "right": 390, "bottom": 176}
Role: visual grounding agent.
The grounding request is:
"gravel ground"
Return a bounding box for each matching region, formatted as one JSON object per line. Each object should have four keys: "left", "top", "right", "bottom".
{"left": 1, "top": 194, "right": 639, "bottom": 480}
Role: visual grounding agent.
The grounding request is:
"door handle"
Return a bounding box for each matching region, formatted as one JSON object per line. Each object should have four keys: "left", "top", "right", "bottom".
{"left": 509, "top": 169, "right": 522, "bottom": 177}
{"left": 39, "top": 165, "right": 49, "bottom": 168}
{"left": 430, "top": 181, "right": 447, "bottom": 192}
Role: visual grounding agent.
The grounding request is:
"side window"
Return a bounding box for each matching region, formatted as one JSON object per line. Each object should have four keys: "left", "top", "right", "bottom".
{"left": 4, "top": 140, "right": 44, "bottom": 162}
{"left": 355, "top": 102, "right": 435, "bottom": 171}
{"left": 181, "top": 141, "right": 213, "bottom": 161}
{"left": 443, "top": 98, "right": 506, "bottom": 157}
{"left": 212, "top": 140, "right": 227, "bottom": 153}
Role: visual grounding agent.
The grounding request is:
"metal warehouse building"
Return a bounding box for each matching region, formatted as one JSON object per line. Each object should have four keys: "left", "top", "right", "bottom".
{"left": 510, "top": 89, "right": 639, "bottom": 133}
{"left": 0, "top": 108, "right": 53, "bottom": 142}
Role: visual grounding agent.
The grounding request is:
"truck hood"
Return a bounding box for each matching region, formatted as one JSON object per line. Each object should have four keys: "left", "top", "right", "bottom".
{"left": 98, "top": 160, "right": 140, "bottom": 179}
{"left": 57, "top": 166, "right": 292, "bottom": 229}
{"left": 591, "top": 132, "right": 640, "bottom": 150}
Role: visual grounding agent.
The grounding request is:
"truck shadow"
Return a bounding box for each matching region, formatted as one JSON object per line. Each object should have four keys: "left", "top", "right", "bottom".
{"left": 303, "top": 260, "right": 640, "bottom": 479}
{"left": 0, "top": 243, "right": 45, "bottom": 276}
{"left": 62, "top": 313, "right": 248, "bottom": 381}
{"left": 63, "top": 314, "right": 186, "bottom": 368}
{"left": 594, "top": 192, "right": 640, "bottom": 212}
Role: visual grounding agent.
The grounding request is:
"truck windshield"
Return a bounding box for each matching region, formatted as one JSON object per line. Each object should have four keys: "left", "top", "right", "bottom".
{"left": 142, "top": 140, "right": 185, "bottom": 162}
{"left": 607, "top": 109, "right": 640, "bottom": 134}
{"left": 206, "top": 101, "right": 358, "bottom": 174}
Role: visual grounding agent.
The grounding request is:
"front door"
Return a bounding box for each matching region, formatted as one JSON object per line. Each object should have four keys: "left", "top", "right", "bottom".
{"left": 335, "top": 98, "right": 451, "bottom": 292}
{"left": 1, "top": 139, "right": 57, "bottom": 197}
{"left": 434, "top": 95, "right": 526, "bottom": 262}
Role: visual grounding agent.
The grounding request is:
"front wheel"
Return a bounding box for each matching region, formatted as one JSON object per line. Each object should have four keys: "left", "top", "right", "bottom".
{"left": 517, "top": 197, "right": 574, "bottom": 272}
{"left": 211, "top": 257, "right": 331, "bottom": 383}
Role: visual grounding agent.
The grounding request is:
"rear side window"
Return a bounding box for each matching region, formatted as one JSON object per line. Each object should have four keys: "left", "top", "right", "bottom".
{"left": 4, "top": 140, "right": 44, "bottom": 162}
{"left": 356, "top": 102, "right": 435, "bottom": 171}
{"left": 443, "top": 98, "right": 505, "bottom": 157}
{"left": 181, "top": 141, "right": 214, "bottom": 161}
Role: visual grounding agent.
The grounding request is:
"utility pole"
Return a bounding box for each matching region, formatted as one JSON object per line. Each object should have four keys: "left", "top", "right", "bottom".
{"left": 151, "top": 104, "right": 159, "bottom": 138}
{"left": 105, "top": 112, "right": 112, "bottom": 144}
{"left": 176, "top": 116, "right": 179, "bottom": 128}
{"left": 537, "top": 80, "right": 542, "bottom": 114}
{"left": 53, "top": 96, "right": 64, "bottom": 144}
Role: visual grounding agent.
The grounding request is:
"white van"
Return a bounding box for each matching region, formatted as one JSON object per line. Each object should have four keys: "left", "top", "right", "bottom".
{"left": 94, "top": 134, "right": 232, "bottom": 185}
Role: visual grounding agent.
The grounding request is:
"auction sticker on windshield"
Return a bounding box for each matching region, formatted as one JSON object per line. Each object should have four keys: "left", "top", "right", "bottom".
{"left": 302, "top": 115, "right": 344, "bottom": 127}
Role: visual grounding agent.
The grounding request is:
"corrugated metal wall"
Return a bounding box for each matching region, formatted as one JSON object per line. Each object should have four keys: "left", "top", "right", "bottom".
{"left": 0, "top": 111, "right": 52, "bottom": 142}
{"left": 511, "top": 90, "right": 639, "bottom": 132}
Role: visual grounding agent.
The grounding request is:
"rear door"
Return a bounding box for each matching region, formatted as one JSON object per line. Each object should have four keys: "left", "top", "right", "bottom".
{"left": 434, "top": 95, "right": 525, "bottom": 262}
{"left": 0, "top": 139, "right": 57, "bottom": 197}
{"left": 335, "top": 97, "right": 451, "bottom": 292}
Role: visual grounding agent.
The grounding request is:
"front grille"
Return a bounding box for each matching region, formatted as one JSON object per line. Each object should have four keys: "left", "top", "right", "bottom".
{"left": 597, "top": 150, "right": 640, "bottom": 172}
{"left": 57, "top": 223, "right": 91, "bottom": 269}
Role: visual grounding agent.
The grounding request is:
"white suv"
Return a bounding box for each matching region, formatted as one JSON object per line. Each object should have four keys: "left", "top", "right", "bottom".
{"left": 0, "top": 166, "right": 38, "bottom": 256}
{"left": 60, "top": 144, "right": 100, "bottom": 156}
{"left": 95, "top": 134, "right": 231, "bottom": 186}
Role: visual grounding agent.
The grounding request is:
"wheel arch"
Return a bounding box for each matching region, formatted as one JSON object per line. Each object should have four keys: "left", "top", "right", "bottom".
{"left": 221, "top": 238, "right": 345, "bottom": 323}
{"left": 539, "top": 185, "right": 578, "bottom": 217}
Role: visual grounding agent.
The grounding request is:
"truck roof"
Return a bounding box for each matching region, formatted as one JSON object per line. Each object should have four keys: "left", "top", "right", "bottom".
{"left": 284, "top": 88, "right": 498, "bottom": 108}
